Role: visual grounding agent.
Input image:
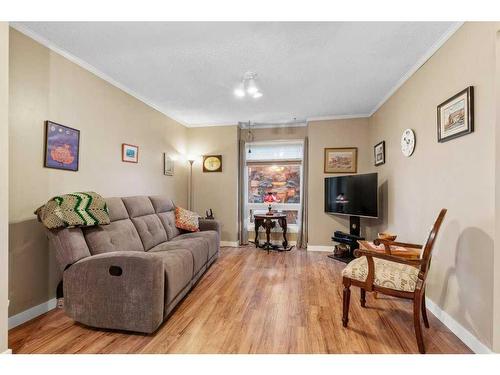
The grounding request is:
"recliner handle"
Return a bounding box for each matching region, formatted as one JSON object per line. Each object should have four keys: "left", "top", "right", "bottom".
{"left": 109, "top": 266, "right": 123, "bottom": 276}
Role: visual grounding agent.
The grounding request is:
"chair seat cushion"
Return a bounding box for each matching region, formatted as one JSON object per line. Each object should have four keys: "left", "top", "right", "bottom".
{"left": 342, "top": 256, "right": 419, "bottom": 292}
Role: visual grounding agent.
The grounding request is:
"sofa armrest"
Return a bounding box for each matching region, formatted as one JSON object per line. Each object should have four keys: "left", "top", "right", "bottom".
{"left": 199, "top": 219, "right": 221, "bottom": 235}
{"left": 63, "top": 251, "right": 164, "bottom": 333}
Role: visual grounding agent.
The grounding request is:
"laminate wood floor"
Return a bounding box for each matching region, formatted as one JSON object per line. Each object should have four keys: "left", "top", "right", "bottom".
{"left": 9, "top": 246, "right": 472, "bottom": 354}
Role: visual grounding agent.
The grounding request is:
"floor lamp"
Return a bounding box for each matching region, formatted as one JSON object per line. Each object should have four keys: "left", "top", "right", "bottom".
{"left": 188, "top": 159, "right": 195, "bottom": 210}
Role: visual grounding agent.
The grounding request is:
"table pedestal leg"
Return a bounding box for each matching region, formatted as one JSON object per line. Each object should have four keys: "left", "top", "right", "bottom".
{"left": 278, "top": 217, "right": 288, "bottom": 249}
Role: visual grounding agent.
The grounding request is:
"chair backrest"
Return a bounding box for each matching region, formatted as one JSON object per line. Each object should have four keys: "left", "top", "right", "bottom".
{"left": 419, "top": 209, "right": 447, "bottom": 276}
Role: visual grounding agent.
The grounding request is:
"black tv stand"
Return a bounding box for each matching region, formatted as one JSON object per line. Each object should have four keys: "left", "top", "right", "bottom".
{"left": 328, "top": 216, "right": 364, "bottom": 263}
{"left": 349, "top": 215, "right": 360, "bottom": 237}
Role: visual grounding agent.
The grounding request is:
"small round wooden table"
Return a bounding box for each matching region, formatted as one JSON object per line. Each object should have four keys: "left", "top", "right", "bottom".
{"left": 253, "top": 213, "right": 292, "bottom": 253}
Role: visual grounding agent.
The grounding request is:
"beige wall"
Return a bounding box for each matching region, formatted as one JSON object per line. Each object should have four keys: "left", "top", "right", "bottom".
{"left": 0, "top": 22, "right": 9, "bottom": 353}
{"left": 369, "top": 22, "right": 499, "bottom": 350}
{"left": 8, "top": 29, "right": 189, "bottom": 316}
{"left": 188, "top": 126, "right": 239, "bottom": 242}
{"left": 307, "top": 118, "right": 372, "bottom": 246}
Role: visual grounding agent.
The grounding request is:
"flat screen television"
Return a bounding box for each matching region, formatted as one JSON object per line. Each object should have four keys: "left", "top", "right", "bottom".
{"left": 324, "top": 173, "right": 378, "bottom": 218}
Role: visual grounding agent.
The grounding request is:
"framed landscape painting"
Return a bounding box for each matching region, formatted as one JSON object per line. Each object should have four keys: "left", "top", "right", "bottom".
{"left": 437, "top": 86, "right": 474, "bottom": 143}
{"left": 122, "top": 143, "right": 139, "bottom": 163}
{"left": 324, "top": 147, "right": 357, "bottom": 173}
{"left": 44, "top": 121, "right": 80, "bottom": 172}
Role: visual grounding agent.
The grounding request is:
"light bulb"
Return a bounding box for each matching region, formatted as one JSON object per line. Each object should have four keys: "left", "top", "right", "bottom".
{"left": 234, "top": 87, "right": 245, "bottom": 98}
{"left": 252, "top": 91, "right": 263, "bottom": 99}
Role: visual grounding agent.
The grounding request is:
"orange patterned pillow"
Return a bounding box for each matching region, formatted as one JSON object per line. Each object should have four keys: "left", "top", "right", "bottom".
{"left": 175, "top": 207, "right": 200, "bottom": 232}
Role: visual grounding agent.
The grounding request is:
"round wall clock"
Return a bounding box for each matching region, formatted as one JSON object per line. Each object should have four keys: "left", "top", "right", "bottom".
{"left": 401, "top": 129, "right": 416, "bottom": 157}
{"left": 203, "top": 155, "right": 222, "bottom": 172}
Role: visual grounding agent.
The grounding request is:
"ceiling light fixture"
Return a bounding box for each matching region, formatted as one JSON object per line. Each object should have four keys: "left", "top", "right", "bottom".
{"left": 234, "top": 71, "right": 263, "bottom": 99}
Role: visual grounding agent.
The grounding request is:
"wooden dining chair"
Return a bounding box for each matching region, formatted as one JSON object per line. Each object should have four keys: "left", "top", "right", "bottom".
{"left": 341, "top": 209, "right": 447, "bottom": 354}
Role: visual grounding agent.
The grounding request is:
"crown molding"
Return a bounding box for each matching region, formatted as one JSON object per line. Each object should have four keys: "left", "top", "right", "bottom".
{"left": 306, "top": 114, "right": 370, "bottom": 122}
{"left": 369, "top": 22, "right": 464, "bottom": 116}
{"left": 10, "top": 22, "right": 190, "bottom": 128}
{"left": 238, "top": 121, "right": 307, "bottom": 129}
{"left": 187, "top": 121, "right": 239, "bottom": 128}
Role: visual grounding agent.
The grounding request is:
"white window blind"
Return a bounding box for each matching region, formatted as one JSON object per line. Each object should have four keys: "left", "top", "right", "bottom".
{"left": 246, "top": 141, "right": 303, "bottom": 162}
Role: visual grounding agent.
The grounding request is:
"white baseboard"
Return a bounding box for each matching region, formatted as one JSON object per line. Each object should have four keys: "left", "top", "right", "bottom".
{"left": 1, "top": 349, "right": 12, "bottom": 354}
{"left": 220, "top": 241, "right": 240, "bottom": 247}
{"left": 425, "top": 297, "right": 493, "bottom": 354}
{"left": 306, "top": 245, "right": 333, "bottom": 252}
{"left": 8, "top": 298, "right": 57, "bottom": 330}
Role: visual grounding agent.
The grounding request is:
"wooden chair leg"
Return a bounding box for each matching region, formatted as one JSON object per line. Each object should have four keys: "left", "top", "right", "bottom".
{"left": 421, "top": 290, "right": 430, "bottom": 328}
{"left": 413, "top": 293, "right": 426, "bottom": 354}
{"left": 360, "top": 288, "right": 366, "bottom": 308}
{"left": 342, "top": 280, "right": 351, "bottom": 327}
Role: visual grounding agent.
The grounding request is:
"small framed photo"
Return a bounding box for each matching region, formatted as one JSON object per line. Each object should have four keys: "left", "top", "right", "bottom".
{"left": 203, "top": 155, "right": 223, "bottom": 172}
{"left": 324, "top": 147, "right": 357, "bottom": 173}
{"left": 437, "top": 86, "right": 474, "bottom": 143}
{"left": 164, "top": 153, "right": 174, "bottom": 176}
{"left": 44, "top": 121, "right": 80, "bottom": 172}
{"left": 374, "top": 141, "right": 385, "bottom": 166}
{"left": 122, "top": 143, "right": 139, "bottom": 163}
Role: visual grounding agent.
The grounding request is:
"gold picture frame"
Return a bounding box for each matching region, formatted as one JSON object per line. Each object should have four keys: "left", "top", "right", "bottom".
{"left": 203, "top": 155, "right": 223, "bottom": 172}
{"left": 324, "top": 147, "right": 357, "bottom": 173}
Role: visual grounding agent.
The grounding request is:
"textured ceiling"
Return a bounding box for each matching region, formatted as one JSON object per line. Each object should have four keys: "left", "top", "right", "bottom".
{"left": 14, "top": 22, "right": 460, "bottom": 126}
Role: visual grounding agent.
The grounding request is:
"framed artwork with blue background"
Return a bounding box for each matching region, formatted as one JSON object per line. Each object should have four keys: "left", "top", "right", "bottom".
{"left": 122, "top": 143, "right": 139, "bottom": 163}
{"left": 44, "top": 121, "right": 80, "bottom": 172}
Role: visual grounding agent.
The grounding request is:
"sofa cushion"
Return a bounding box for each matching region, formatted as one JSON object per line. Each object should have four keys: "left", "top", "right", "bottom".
{"left": 150, "top": 249, "right": 193, "bottom": 307}
{"left": 150, "top": 238, "right": 209, "bottom": 275}
{"left": 83, "top": 219, "right": 144, "bottom": 255}
{"left": 157, "top": 211, "right": 181, "bottom": 240}
{"left": 149, "top": 195, "right": 175, "bottom": 213}
{"left": 131, "top": 214, "right": 168, "bottom": 251}
{"left": 342, "top": 256, "right": 419, "bottom": 292}
{"left": 172, "top": 230, "right": 219, "bottom": 259}
{"left": 106, "top": 197, "right": 129, "bottom": 222}
{"left": 122, "top": 196, "right": 155, "bottom": 218}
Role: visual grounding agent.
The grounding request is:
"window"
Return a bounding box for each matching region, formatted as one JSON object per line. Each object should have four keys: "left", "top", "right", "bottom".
{"left": 245, "top": 141, "right": 303, "bottom": 233}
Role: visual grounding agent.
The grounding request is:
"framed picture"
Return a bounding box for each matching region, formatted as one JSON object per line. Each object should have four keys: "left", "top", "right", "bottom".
{"left": 122, "top": 143, "right": 139, "bottom": 163}
{"left": 324, "top": 147, "right": 357, "bottom": 173}
{"left": 203, "top": 155, "right": 222, "bottom": 172}
{"left": 374, "top": 141, "right": 385, "bottom": 166}
{"left": 44, "top": 121, "right": 80, "bottom": 172}
{"left": 163, "top": 153, "right": 174, "bottom": 176}
{"left": 437, "top": 86, "right": 474, "bottom": 143}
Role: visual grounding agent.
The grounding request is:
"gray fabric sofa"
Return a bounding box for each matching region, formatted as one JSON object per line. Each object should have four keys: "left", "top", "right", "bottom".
{"left": 47, "top": 195, "right": 220, "bottom": 333}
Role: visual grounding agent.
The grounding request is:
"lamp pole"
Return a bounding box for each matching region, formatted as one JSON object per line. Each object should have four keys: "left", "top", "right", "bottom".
{"left": 188, "top": 159, "right": 195, "bottom": 210}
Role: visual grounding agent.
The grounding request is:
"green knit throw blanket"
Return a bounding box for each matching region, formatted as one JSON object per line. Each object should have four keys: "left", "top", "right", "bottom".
{"left": 35, "top": 192, "right": 110, "bottom": 229}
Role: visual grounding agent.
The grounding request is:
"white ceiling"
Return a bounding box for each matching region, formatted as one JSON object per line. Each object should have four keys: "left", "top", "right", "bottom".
{"left": 13, "top": 22, "right": 461, "bottom": 127}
